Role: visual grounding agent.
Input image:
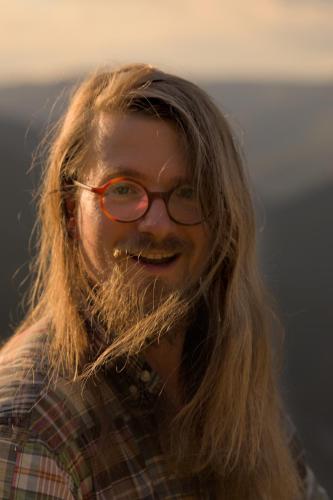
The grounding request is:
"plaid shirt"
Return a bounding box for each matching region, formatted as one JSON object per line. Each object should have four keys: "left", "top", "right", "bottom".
{"left": 0, "top": 322, "right": 329, "bottom": 499}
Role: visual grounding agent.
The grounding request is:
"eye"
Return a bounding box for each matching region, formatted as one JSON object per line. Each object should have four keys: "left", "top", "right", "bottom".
{"left": 113, "top": 184, "right": 132, "bottom": 195}
{"left": 174, "top": 185, "right": 195, "bottom": 200}
{"left": 107, "top": 181, "right": 142, "bottom": 197}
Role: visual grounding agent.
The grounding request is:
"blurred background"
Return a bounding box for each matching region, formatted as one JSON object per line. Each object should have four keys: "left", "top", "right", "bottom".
{"left": 0, "top": 0, "right": 332, "bottom": 493}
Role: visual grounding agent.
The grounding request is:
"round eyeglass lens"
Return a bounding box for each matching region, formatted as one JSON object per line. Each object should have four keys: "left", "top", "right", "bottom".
{"left": 168, "top": 185, "right": 202, "bottom": 224}
{"left": 103, "top": 180, "right": 148, "bottom": 221}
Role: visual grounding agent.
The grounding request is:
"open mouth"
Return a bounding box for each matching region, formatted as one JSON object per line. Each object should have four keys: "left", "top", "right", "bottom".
{"left": 129, "top": 253, "right": 180, "bottom": 267}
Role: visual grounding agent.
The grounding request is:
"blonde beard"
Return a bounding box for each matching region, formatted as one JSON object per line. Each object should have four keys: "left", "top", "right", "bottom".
{"left": 82, "top": 257, "right": 195, "bottom": 365}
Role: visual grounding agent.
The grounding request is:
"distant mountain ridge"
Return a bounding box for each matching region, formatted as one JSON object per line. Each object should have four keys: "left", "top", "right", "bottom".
{"left": 0, "top": 79, "right": 332, "bottom": 202}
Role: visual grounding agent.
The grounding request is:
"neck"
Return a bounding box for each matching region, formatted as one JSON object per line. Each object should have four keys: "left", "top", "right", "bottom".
{"left": 143, "top": 328, "right": 185, "bottom": 410}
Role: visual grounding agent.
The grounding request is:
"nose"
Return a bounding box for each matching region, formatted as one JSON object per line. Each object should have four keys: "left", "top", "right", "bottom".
{"left": 137, "top": 197, "right": 175, "bottom": 239}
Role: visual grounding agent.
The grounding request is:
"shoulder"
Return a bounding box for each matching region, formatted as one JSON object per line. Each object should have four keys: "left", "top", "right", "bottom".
{"left": 0, "top": 321, "right": 51, "bottom": 426}
{"left": 0, "top": 319, "right": 122, "bottom": 454}
{"left": 0, "top": 320, "right": 119, "bottom": 439}
{"left": 283, "top": 415, "right": 330, "bottom": 500}
{"left": 0, "top": 321, "right": 119, "bottom": 497}
{"left": 0, "top": 322, "right": 84, "bottom": 498}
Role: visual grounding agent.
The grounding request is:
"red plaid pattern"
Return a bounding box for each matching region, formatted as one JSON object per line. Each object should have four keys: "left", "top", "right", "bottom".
{"left": 0, "top": 323, "right": 329, "bottom": 499}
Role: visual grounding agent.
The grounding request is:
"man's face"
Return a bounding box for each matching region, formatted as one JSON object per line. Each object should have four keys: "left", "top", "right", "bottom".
{"left": 75, "top": 112, "right": 210, "bottom": 291}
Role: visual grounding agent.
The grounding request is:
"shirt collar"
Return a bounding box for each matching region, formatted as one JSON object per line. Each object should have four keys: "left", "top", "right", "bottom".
{"left": 86, "top": 318, "right": 164, "bottom": 404}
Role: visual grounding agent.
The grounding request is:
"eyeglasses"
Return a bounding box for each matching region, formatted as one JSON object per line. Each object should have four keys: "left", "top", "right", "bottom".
{"left": 73, "top": 177, "right": 203, "bottom": 225}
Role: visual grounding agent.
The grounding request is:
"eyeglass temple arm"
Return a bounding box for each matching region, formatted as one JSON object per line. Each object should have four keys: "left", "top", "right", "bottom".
{"left": 72, "top": 179, "right": 95, "bottom": 192}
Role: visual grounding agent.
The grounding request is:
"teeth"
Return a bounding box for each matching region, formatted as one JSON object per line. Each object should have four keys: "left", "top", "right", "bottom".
{"left": 112, "top": 249, "right": 178, "bottom": 260}
{"left": 135, "top": 252, "right": 177, "bottom": 260}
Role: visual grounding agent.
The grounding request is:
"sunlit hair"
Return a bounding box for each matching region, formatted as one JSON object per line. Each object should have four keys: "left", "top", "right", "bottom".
{"left": 16, "top": 64, "right": 302, "bottom": 498}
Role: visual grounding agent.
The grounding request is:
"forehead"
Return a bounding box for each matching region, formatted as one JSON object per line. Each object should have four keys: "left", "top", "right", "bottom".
{"left": 87, "top": 112, "right": 190, "bottom": 185}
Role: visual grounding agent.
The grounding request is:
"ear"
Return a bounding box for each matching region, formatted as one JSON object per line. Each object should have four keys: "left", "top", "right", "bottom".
{"left": 65, "top": 197, "right": 78, "bottom": 239}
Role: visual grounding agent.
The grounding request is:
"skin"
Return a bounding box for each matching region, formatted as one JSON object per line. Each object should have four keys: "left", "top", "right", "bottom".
{"left": 75, "top": 112, "right": 211, "bottom": 407}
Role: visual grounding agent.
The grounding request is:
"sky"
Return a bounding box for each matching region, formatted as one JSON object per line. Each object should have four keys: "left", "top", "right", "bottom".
{"left": 0, "top": 0, "right": 332, "bottom": 85}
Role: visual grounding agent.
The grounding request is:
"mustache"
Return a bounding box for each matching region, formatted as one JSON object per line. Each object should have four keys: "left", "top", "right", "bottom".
{"left": 113, "top": 235, "right": 191, "bottom": 257}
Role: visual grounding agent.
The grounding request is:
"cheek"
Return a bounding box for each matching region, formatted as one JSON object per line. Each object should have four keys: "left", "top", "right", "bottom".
{"left": 77, "top": 198, "right": 136, "bottom": 275}
{"left": 196, "top": 226, "right": 211, "bottom": 267}
{"left": 77, "top": 196, "right": 111, "bottom": 272}
{"left": 78, "top": 197, "right": 103, "bottom": 247}
{"left": 187, "top": 225, "right": 211, "bottom": 273}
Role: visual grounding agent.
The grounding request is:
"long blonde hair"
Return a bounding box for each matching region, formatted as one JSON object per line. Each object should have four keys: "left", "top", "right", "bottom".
{"left": 18, "top": 64, "right": 302, "bottom": 499}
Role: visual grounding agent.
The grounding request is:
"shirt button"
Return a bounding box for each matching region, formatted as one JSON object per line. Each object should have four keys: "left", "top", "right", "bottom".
{"left": 140, "top": 370, "right": 151, "bottom": 383}
{"left": 129, "top": 384, "right": 139, "bottom": 399}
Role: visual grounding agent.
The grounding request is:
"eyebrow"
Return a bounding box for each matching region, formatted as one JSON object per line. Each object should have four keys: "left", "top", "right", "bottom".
{"left": 98, "top": 165, "right": 190, "bottom": 185}
{"left": 100, "top": 166, "right": 148, "bottom": 181}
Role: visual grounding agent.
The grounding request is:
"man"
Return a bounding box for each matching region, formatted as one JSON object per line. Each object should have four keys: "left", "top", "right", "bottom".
{"left": 0, "top": 64, "right": 328, "bottom": 499}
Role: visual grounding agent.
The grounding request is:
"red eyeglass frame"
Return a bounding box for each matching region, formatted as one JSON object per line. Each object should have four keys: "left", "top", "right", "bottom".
{"left": 72, "top": 176, "right": 203, "bottom": 225}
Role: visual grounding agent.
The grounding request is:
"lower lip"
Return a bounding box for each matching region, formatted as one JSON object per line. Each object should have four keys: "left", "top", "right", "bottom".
{"left": 130, "top": 254, "right": 180, "bottom": 273}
